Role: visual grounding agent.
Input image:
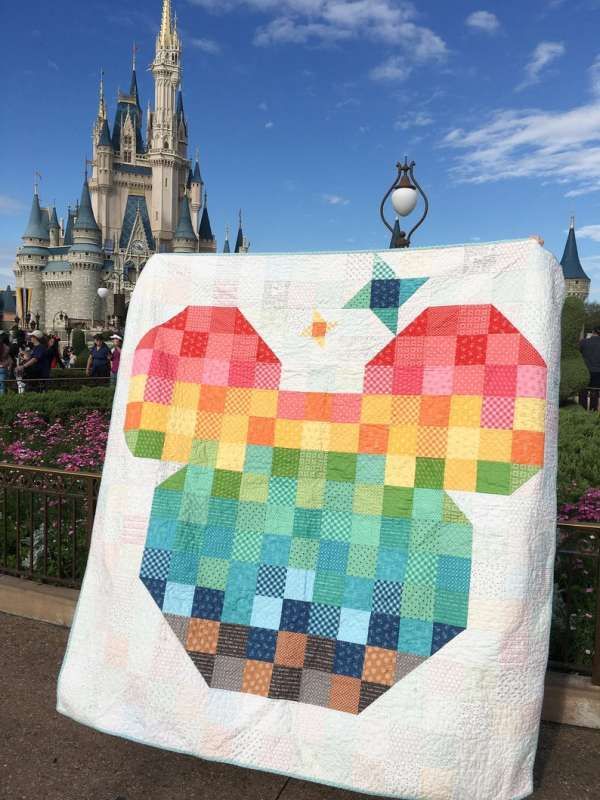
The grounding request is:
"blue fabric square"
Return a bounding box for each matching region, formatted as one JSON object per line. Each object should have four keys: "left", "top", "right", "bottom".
{"left": 342, "top": 576, "right": 374, "bottom": 611}
{"left": 146, "top": 517, "right": 177, "bottom": 550}
{"left": 356, "top": 455, "right": 386, "bottom": 484}
{"left": 261, "top": 534, "right": 291, "bottom": 566}
{"left": 227, "top": 561, "right": 259, "bottom": 594}
{"left": 207, "top": 497, "right": 238, "bottom": 528}
{"left": 168, "top": 551, "right": 200, "bottom": 584}
{"left": 370, "top": 278, "right": 400, "bottom": 308}
{"left": 284, "top": 568, "right": 315, "bottom": 601}
{"left": 247, "top": 627, "right": 277, "bottom": 661}
{"left": 280, "top": 599, "right": 311, "bottom": 632}
{"left": 251, "top": 595, "right": 283, "bottom": 630}
{"left": 380, "top": 517, "right": 410, "bottom": 549}
{"left": 431, "top": 622, "right": 465, "bottom": 654}
{"left": 141, "top": 576, "right": 166, "bottom": 608}
{"left": 373, "top": 580, "right": 403, "bottom": 614}
{"left": 398, "top": 618, "right": 434, "bottom": 656}
{"left": 162, "top": 582, "right": 195, "bottom": 616}
{"left": 201, "top": 526, "right": 234, "bottom": 559}
{"left": 256, "top": 564, "right": 287, "bottom": 597}
{"left": 437, "top": 556, "right": 471, "bottom": 592}
{"left": 376, "top": 547, "right": 408, "bottom": 581}
{"left": 293, "top": 508, "right": 322, "bottom": 538}
{"left": 317, "top": 540, "right": 349, "bottom": 572}
{"left": 333, "top": 640, "right": 365, "bottom": 678}
{"left": 367, "top": 611, "right": 400, "bottom": 649}
{"left": 244, "top": 445, "right": 273, "bottom": 474}
{"left": 191, "top": 587, "right": 224, "bottom": 620}
{"left": 307, "top": 603, "right": 340, "bottom": 637}
{"left": 338, "top": 607, "right": 371, "bottom": 644}
{"left": 140, "top": 548, "right": 171, "bottom": 580}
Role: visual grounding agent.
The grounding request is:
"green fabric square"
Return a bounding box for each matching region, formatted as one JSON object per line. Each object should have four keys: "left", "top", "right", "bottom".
{"left": 324, "top": 480, "right": 355, "bottom": 511}
{"left": 442, "top": 493, "right": 469, "bottom": 524}
{"left": 321, "top": 509, "right": 353, "bottom": 542}
{"left": 380, "top": 517, "right": 410, "bottom": 549}
{"left": 476, "top": 461, "right": 511, "bottom": 495}
{"left": 162, "top": 467, "right": 188, "bottom": 492}
{"left": 412, "top": 488, "right": 443, "bottom": 520}
{"left": 509, "top": 464, "right": 539, "bottom": 493}
{"left": 272, "top": 447, "right": 301, "bottom": 477}
{"left": 268, "top": 476, "right": 297, "bottom": 505}
{"left": 326, "top": 452, "right": 357, "bottom": 483}
{"left": 173, "top": 520, "right": 203, "bottom": 554}
{"left": 293, "top": 508, "right": 322, "bottom": 538}
{"left": 382, "top": 486, "right": 414, "bottom": 518}
{"left": 353, "top": 484, "right": 384, "bottom": 515}
{"left": 207, "top": 497, "right": 238, "bottom": 528}
{"left": 405, "top": 552, "right": 438, "bottom": 585}
{"left": 342, "top": 576, "right": 374, "bottom": 611}
{"left": 298, "top": 450, "right": 328, "bottom": 478}
{"left": 151, "top": 487, "right": 183, "bottom": 519}
{"left": 347, "top": 543, "right": 378, "bottom": 578}
{"left": 434, "top": 589, "right": 469, "bottom": 628}
{"left": 197, "top": 557, "right": 229, "bottom": 590}
{"left": 350, "top": 515, "right": 381, "bottom": 546}
{"left": 168, "top": 551, "right": 200, "bottom": 584}
{"left": 179, "top": 493, "right": 209, "bottom": 525}
{"left": 212, "top": 469, "right": 242, "bottom": 499}
{"left": 401, "top": 583, "right": 435, "bottom": 620}
{"left": 244, "top": 444, "right": 273, "bottom": 474}
{"left": 239, "top": 472, "right": 269, "bottom": 503}
{"left": 409, "top": 519, "right": 441, "bottom": 554}
{"left": 289, "top": 537, "right": 319, "bottom": 569}
{"left": 438, "top": 523, "right": 472, "bottom": 557}
{"left": 189, "top": 439, "right": 218, "bottom": 467}
{"left": 264, "top": 504, "right": 294, "bottom": 535}
{"left": 414, "top": 458, "right": 445, "bottom": 489}
{"left": 235, "top": 501, "right": 267, "bottom": 534}
{"left": 231, "top": 531, "right": 263, "bottom": 562}
{"left": 313, "top": 570, "right": 345, "bottom": 605}
{"left": 295, "top": 477, "right": 326, "bottom": 509}
{"left": 355, "top": 454, "right": 385, "bottom": 484}
{"left": 133, "top": 429, "right": 164, "bottom": 459}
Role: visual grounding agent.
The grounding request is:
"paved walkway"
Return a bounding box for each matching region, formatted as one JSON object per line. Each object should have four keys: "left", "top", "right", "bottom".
{"left": 1, "top": 611, "right": 599, "bottom": 800}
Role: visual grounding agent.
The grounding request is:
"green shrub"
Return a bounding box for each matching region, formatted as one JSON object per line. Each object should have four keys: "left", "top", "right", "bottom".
{"left": 0, "top": 387, "right": 114, "bottom": 426}
{"left": 76, "top": 349, "right": 91, "bottom": 368}
{"left": 71, "top": 328, "right": 87, "bottom": 355}
{"left": 557, "top": 403, "right": 600, "bottom": 505}
{"left": 560, "top": 297, "right": 589, "bottom": 404}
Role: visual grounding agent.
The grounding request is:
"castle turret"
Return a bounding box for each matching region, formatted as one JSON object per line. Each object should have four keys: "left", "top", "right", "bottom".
{"left": 49, "top": 205, "right": 60, "bottom": 247}
{"left": 234, "top": 210, "right": 249, "bottom": 253}
{"left": 69, "top": 178, "right": 104, "bottom": 322}
{"left": 173, "top": 195, "right": 198, "bottom": 253}
{"left": 198, "top": 192, "right": 216, "bottom": 253}
{"left": 15, "top": 190, "right": 49, "bottom": 327}
{"left": 223, "top": 225, "right": 231, "bottom": 253}
{"left": 190, "top": 153, "right": 202, "bottom": 233}
{"left": 561, "top": 217, "right": 591, "bottom": 302}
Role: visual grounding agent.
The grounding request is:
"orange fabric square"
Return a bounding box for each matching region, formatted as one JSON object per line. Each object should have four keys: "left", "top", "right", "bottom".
{"left": 511, "top": 430, "right": 545, "bottom": 466}
{"left": 275, "top": 632, "right": 307, "bottom": 668}
{"left": 312, "top": 322, "right": 327, "bottom": 337}
{"left": 242, "top": 660, "right": 273, "bottom": 696}
{"left": 305, "top": 392, "right": 332, "bottom": 421}
{"left": 416, "top": 426, "right": 448, "bottom": 458}
{"left": 198, "top": 385, "right": 227, "bottom": 413}
{"left": 329, "top": 675, "right": 361, "bottom": 713}
{"left": 124, "top": 402, "right": 142, "bottom": 431}
{"left": 195, "top": 411, "right": 223, "bottom": 439}
{"left": 419, "top": 396, "right": 451, "bottom": 427}
{"left": 224, "top": 387, "right": 252, "bottom": 415}
{"left": 247, "top": 416, "right": 275, "bottom": 446}
{"left": 391, "top": 395, "right": 421, "bottom": 424}
{"left": 186, "top": 619, "right": 219, "bottom": 654}
{"left": 362, "top": 646, "right": 397, "bottom": 685}
{"left": 359, "top": 424, "right": 389, "bottom": 454}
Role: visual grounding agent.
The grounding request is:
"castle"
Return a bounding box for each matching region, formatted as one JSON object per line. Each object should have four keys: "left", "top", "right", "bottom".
{"left": 12, "top": 0, "right": 247, "bottom": 335}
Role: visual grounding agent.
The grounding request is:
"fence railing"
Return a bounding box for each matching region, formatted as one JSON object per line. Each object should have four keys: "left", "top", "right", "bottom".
{"left": 1, "top": 375, "right": 111, "bottom": 393}
{"left": 0, "top": 462, "right": 598, "bottom": 683}
{"left": 0, "top": 463, "right": 101, "bottom": 588}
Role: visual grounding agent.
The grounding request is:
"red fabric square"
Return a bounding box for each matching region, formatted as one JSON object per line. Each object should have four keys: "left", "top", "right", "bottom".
{"left": 370, "top": 338, "right": 396, "bottom": 366}
{"left": 393, "top": 336, "right": 424, "bottom": 366}
{"left": 424, "top": 335, "right": 456, "bottom": 366}
{"left": 453, "top": 365, "right": 485, "bottom": 395}
{"left": 485, "top": 333, "right": 520, "bottom": 365}
{"left": 481, "top": 396, "right": 515, "bottom": 429}
{"left": 144, "top": 375, "right": 174, "bottom": 405}
{"left": 455, "top": 335, "right": 487, "bottom": 365}
{"left": 457, "top": 305, "right": 490, "bottom": 335}
{"left": 484, "top": 365, "right": 518, "bottom": 397}
{"left": 163, "top": 308, "right": 188, "bottom": 330}
{"left": 137, "top": 328, "right": 159, "bottom": 349}
{"left": 331, "top": 393, "right": 362, "bottom": 422}
{"left": 256, "top": 338, "right": 280, "bottom": 364}
{"left": 176, "top": 356, "right": 204, "bottom": 383}
{"left": 180, "top": 331, "right": 209, "bottom": 358}
{"left": 518, "top": 336, "right": 546, "bottom": 366}
{"left": 425, "top": 306, "right": 459, "bottom": 336}
{"left": 229, "top": 361, "right": 257, "bottom": 387}
{"left": 149, "top": 350, "right": 178, "bottom": 381}
{"left": 392, "top": 366, "right": 424, "bottom": 395}
{"left": 210, "top": 307, "right": 239, "bottom": 333}
{"left": 205, "top": 333, "right": 234, "bottom": 359}
{"left": 184, "top": 307, "right": 212, "bottom": 331}
{"left": 255, "top": 363, "right": 281, "bottom": 389}
{"left": 488, "top": 306, "right": 518, "bottom": 334}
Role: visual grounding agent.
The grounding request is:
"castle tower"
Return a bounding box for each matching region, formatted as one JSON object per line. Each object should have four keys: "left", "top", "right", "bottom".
{"left": 560, "top": 217, "right": 591, "bottom": 301}
{"left": 198, "top": 192, "right": 216, "bottom": 253}
{"left": 234, "top": 210, "right": 250, "bottom": 253}
{"left": 173, "top": 195, "right": 198, "bottom": 253}
{"left": 15, "top": 189, "right": 49, "bottom": 327}
{"left": 69, "top": 178, "right": 104, "bottom": 322}
{"left": 49, "top": 205, "right": 60, "bottom": 247}
{"left": 223, "top": 225, "right": 231, "bottom": 253}
{"left": 190, "top": 153, "right": 203, "bottom": 233}
{"left": 150, "top": 0, "right": 183, "bottom": 249}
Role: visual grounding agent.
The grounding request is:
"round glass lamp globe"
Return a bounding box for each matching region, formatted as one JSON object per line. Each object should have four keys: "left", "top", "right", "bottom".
{"left": 97, "top": 287, "right": 109, "bottom": 299}
{"left": 391, "top": 186, "right": 418, "bottom": 217}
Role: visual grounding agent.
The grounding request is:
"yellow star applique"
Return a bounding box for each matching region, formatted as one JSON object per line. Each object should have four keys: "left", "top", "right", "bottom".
{"left": 301, "top": 310, "right": 338, "bottom": 348}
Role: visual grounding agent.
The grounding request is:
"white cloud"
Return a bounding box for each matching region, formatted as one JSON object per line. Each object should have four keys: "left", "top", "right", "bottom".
{"left": 47, "top": 59, "right": 59, "bottom": 72}
{"left": 394, "top": 111, "right": 433, "bottom": 129}
{"left": 577, "top": 225, "right": 600, "bottom": 242}
{"left": 370, "top": 56, "right": 412, "bottom": 82}
{"left": 189, "top": 37, "right": 221, "bottom": 54}
{"left": 322, "top": 193, "right": 349, "bottom": 205}
{"left": 444, "top": 98, "right": 600, "bottom": 196}
{"left": 258, "top": 100, "right": 268, "bottom": 111}
{"left": 465, "top": 11, "right": 500, "bottom": 34}
{"left": 0, "top": 195, "right": 25, "bottom": 215}
{"left": 335, "top": 97, "right": 360, "bottom": 109}
{"left": 590, "top": 55, "right": 600, "bottom": 98}
{"left": 265, "top": 120, "right": 274, "bottom": 128}
{"left": 517, "top": 41, "right": 565, "bottom": 90}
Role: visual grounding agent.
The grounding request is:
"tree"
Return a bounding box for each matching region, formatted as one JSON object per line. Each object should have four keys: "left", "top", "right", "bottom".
{"left": 71, "top": 328, "right": 87, "bottom": 355}
{"left": 584, "top": 302, "right": 600, "bottom": 334}
{"left": 560, "top": 297, "right": 589, "bottom": 405}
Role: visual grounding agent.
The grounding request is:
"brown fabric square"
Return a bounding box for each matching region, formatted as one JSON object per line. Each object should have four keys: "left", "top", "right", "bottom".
{"left": 274, "top": 631, "right": 307, "bottom": 668}
{"left": 358, "top": 681, "right": 388, "bottom": 712}
{"left": 216, "top": 623, "right": 249, "bottom": 657}
{"left": 242, "top": 659, "right": 273, "bottom": 696}
{"left": 186, "top": 618, "right": 219, "bottom": 655}
{"left": 330, "top": 674, "right": 361, "bottom": 714}
{"left": 212, "top": 655, "right": 245, "bottom": 691}
{"left": 299, "top": 668, "right": 332, "bottom": 706}
{"left": 304, "top": 635, "right": 335, "bottom": 672}
{"left": 268, "top": 665, "right": 302, "bottom": 701}
{"left": 189, "top": 652, "right": 215, "bottom": 684}
{"left": 362, "top": 646, "right": 397, "bottom": 685}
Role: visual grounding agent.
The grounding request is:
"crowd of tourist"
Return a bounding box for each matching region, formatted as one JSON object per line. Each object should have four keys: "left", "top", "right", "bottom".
{"left": 0, "top": 330, "right": 122, "bottom": 395}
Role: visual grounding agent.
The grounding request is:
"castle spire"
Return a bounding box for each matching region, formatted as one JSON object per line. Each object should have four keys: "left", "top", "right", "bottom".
{"left": 223, "top": 225, "right": 231, "bottom": 254}
{"left": 235, "top": 209, "right": 244, "bottom": 253}
{"left": 98, "top": 69, "right": 106, "bottom": 120}
{"left": 159, "top": 0, "right": 173, "bottom": 46}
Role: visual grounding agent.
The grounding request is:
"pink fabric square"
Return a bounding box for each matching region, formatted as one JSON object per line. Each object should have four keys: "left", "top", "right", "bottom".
{"left": 209, "top": 307, "right": 238, "bottom": 333}
{"left": 254, "top": 363, "right": 280, "bottom": 389}
{"left": 453, "top": 364, "right": 485, "bottom": 395}
{"left": 202, "top": 358, "right": 229, "bottom": 386}
{"left": 425, "top": 306, "right": 459, "bottom": 336}
{"left": 364, "top": 366, "right": 393, "bottom": 394}
{"left": 229, "top": 361, "right": 256, "bottom": 387}
{"left": 481, "top": 396, "right": 515, "bottom": 429}
{"left": 144, "top": 375, "right": 174, "bottom": 405}
{"left": 205, "top": 333, "right": 234, "bottom": 359}
{"left": 331, "top": 394, "right": 362, "bottom": 422}
{"left": 185, "top": 306, "right": 213, "bottom": 331}
{"left": 422, "top": 366, "right": 454, "bottom": 395}
{"left": 517, "top": 365, "right": 547, "bottom": 398}
{"left": 423, "top": 335, "right": 456, "bottom": 366}
{"left": 484, "top": 365, "right": 518, "bottom": 397}
{"left": 154, "top": 327, "right": 184, "bottom": 356}
{"left": 149, "top": 350, "right": 178, "bottom": 381}
{"left": 131, "top": 348, "right": 153, "bottom": 377}
{"left": 278, "top": 391, "right": 306, "bottom": 419}
{"left": 392, "top": 366, "right": 423, "bottom": 395}
{"left": 393, "top": 337, "right": 424, "bottom": 367}
{"left": 457, "top": 305, "right": 491, "bottom": 335}
{"left": 232, "top": 334, "right": 259, "bottom": 362}
{"left": 176, "top": 356, "right": 204, "bottom": 383}
{"left": 485, "top": 334, "right": 520, "bottom": 365}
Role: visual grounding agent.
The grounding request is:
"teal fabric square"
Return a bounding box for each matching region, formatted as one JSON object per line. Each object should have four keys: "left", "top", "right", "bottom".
{"left": 356, "top": 454, "right": 386, "bottom": 484}
{"left": 412, "top": 488, "right": 444, "bottom": 519}
{"left": 342, "top": 576, "right": 374, "bottom": 612}
{"left": 380, "top": 517, "right": 410, "bottom": 549}
{"left": 376, "top": 547, "right": 407, "bottom": 582}
{"left": 398, "top": 618, "right": 433, "bottom": 656}
{"left": 321, "top": 509, "right": 353, "bottom": 541}
{"left": 162, "top": 581, "right": 195, "bottom": 616}
{"left": 261, "top": 534, "right": 291, "bottom": 565}
{"left": 244, "top": 444, "right": 273, "bottom": 474}
{"left": 168, "top": 551, "right": 200, "bottom": 584}
{"left": 264, "top": 504, "right": 295, "bottom": 535}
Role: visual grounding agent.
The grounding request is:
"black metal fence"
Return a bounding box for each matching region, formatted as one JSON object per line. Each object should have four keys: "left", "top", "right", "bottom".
{"left": 1, "top": 375, "right": 111, "bottom": 393}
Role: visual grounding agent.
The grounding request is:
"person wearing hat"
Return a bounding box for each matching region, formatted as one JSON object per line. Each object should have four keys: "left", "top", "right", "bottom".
{"left": 15, "top": 330, "right": 50, "bottom": 391}
{"left": 86, "top": 334, "right": 111, "bottom": 382}
{"left": 109, "top": 334, "right": 122, "bottom": 386}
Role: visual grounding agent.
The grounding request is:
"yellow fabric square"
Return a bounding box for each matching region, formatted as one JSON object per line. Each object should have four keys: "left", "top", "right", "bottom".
{"left": 478, "top": 428, "right": 512, "bottom": 461}
{"left": 446, "top": 427, "right": 480, "bottom": 459}
{"left": 514, "top": 398, "right": 545, "bottom": 432}
{"left": 416, "top": 426, "right": 448, "bottom": 459}
{"left": 391, "top": 395, "right": 420, "bottom": 424}
{"left": 449, "top": 396, "right": 482, "bottom": 427}
{"left": 329, "top": 423, "right": 359, "bottom": 453}
{"left": 301, "top": 421, "right": 330, "bottom": 451}
{"left": 361, "top": 395, "right": 393, "bottom": 424}
{"left": 162, "top": 432, "right": 193, "bottom": 463}
{"left": 384, "top": 455, "right": 416, "bottom": 487}
{"left": 171, "top": 381, "right": 200, "bottom": 410}
{"left": 388, "top": 425, "right": 417, "bottom": 456}
{"left": 443, "top": 459, "right": 477, "bottom": 491}
{"left": 249, "top": 389, "right": 279, "bottom": 418}
{"left": 167, "top": 406, "right": 197, "bottom": 437}
{"left": 274, "top": 419, "right": 303, "bottom": 449}
{"left": 140, "top": 402, "right": 169, "bottom": 432}
{"left": 128, "top": 374, "right": 147, "bottom": 403}
{"left": 216, "top": 442, "right": 246, "bottom": 471}
{"left": 239, "top": 473, "right": 269, "bottom": 503}
{"left": 220, "top": 414, "right": 250, "bottom": 443}
{"left": 224, "top": 387, "right": 252, "bottom": 415}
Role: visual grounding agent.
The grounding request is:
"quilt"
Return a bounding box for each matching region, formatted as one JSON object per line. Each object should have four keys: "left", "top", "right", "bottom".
{"left": 58, "top": 239, "right": 564, "bottom": 800}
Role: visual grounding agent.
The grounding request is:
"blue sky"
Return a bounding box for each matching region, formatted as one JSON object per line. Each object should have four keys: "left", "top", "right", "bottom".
{"left": 2, "top": 0, "right": 600, "bottom": 298}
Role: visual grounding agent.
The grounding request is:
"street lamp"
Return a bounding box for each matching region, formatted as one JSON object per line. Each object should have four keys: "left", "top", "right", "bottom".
{"left": 53, "top": 310, "right": 71, "bottom": 345}
{"left": 380, "top": 157, "right": 429, "bottom": 249}
{"left": 98, "top": 269, "right": 131, "bottom": 330}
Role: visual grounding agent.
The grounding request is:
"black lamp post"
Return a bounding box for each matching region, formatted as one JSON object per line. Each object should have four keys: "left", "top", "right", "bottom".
{"left": 53, "top": 311, "right": 71, "bottom": 345}
{"left": 98, "top": 270, "right": 131, "bottom": 330}
{"left": 380, "top": 157, "right": 429, "bottom": 249}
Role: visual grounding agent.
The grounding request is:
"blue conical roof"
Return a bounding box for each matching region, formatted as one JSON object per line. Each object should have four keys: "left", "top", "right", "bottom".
{"left": 390, "top": 218, "right": 402, "bottom": 249}
{"left": 192, "top": 159, "right": 202, "bottom": 183}
{"left": 187, "top": 168, "right": 193, "bottom": 189}
{"left": 49, "top": 205, "right": 59, "bottom": 228}
{"left": 98, "top": 118, "right": 112, "bottom": 148}
{"left": 177, "top": 89, "right": 185, "bottom": 118}
{"left": 199, "top": 205, "right": 214, "bottom": 241}
{"left": 234, "top": 224, "right": 244, "bottom": 253}
{"left": 129, "top": 68, "right": 141, "bottom": 110}
{"left": 174, "top": 196, "right": 197, "bottom": 241}
{"left": 73, "top": 179, "right": 100, "bottom": 233}
{"left": 63, "top": 208, "right": 76, "bottom": 246}
{"left": 23, "top": 193, "right": 49, "bottom": 240}
{"left": 223, "top": 232, "right": 230, "bottom": 253}
{"left": 561, "top": 223, "right": 590, "bottom": 281}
